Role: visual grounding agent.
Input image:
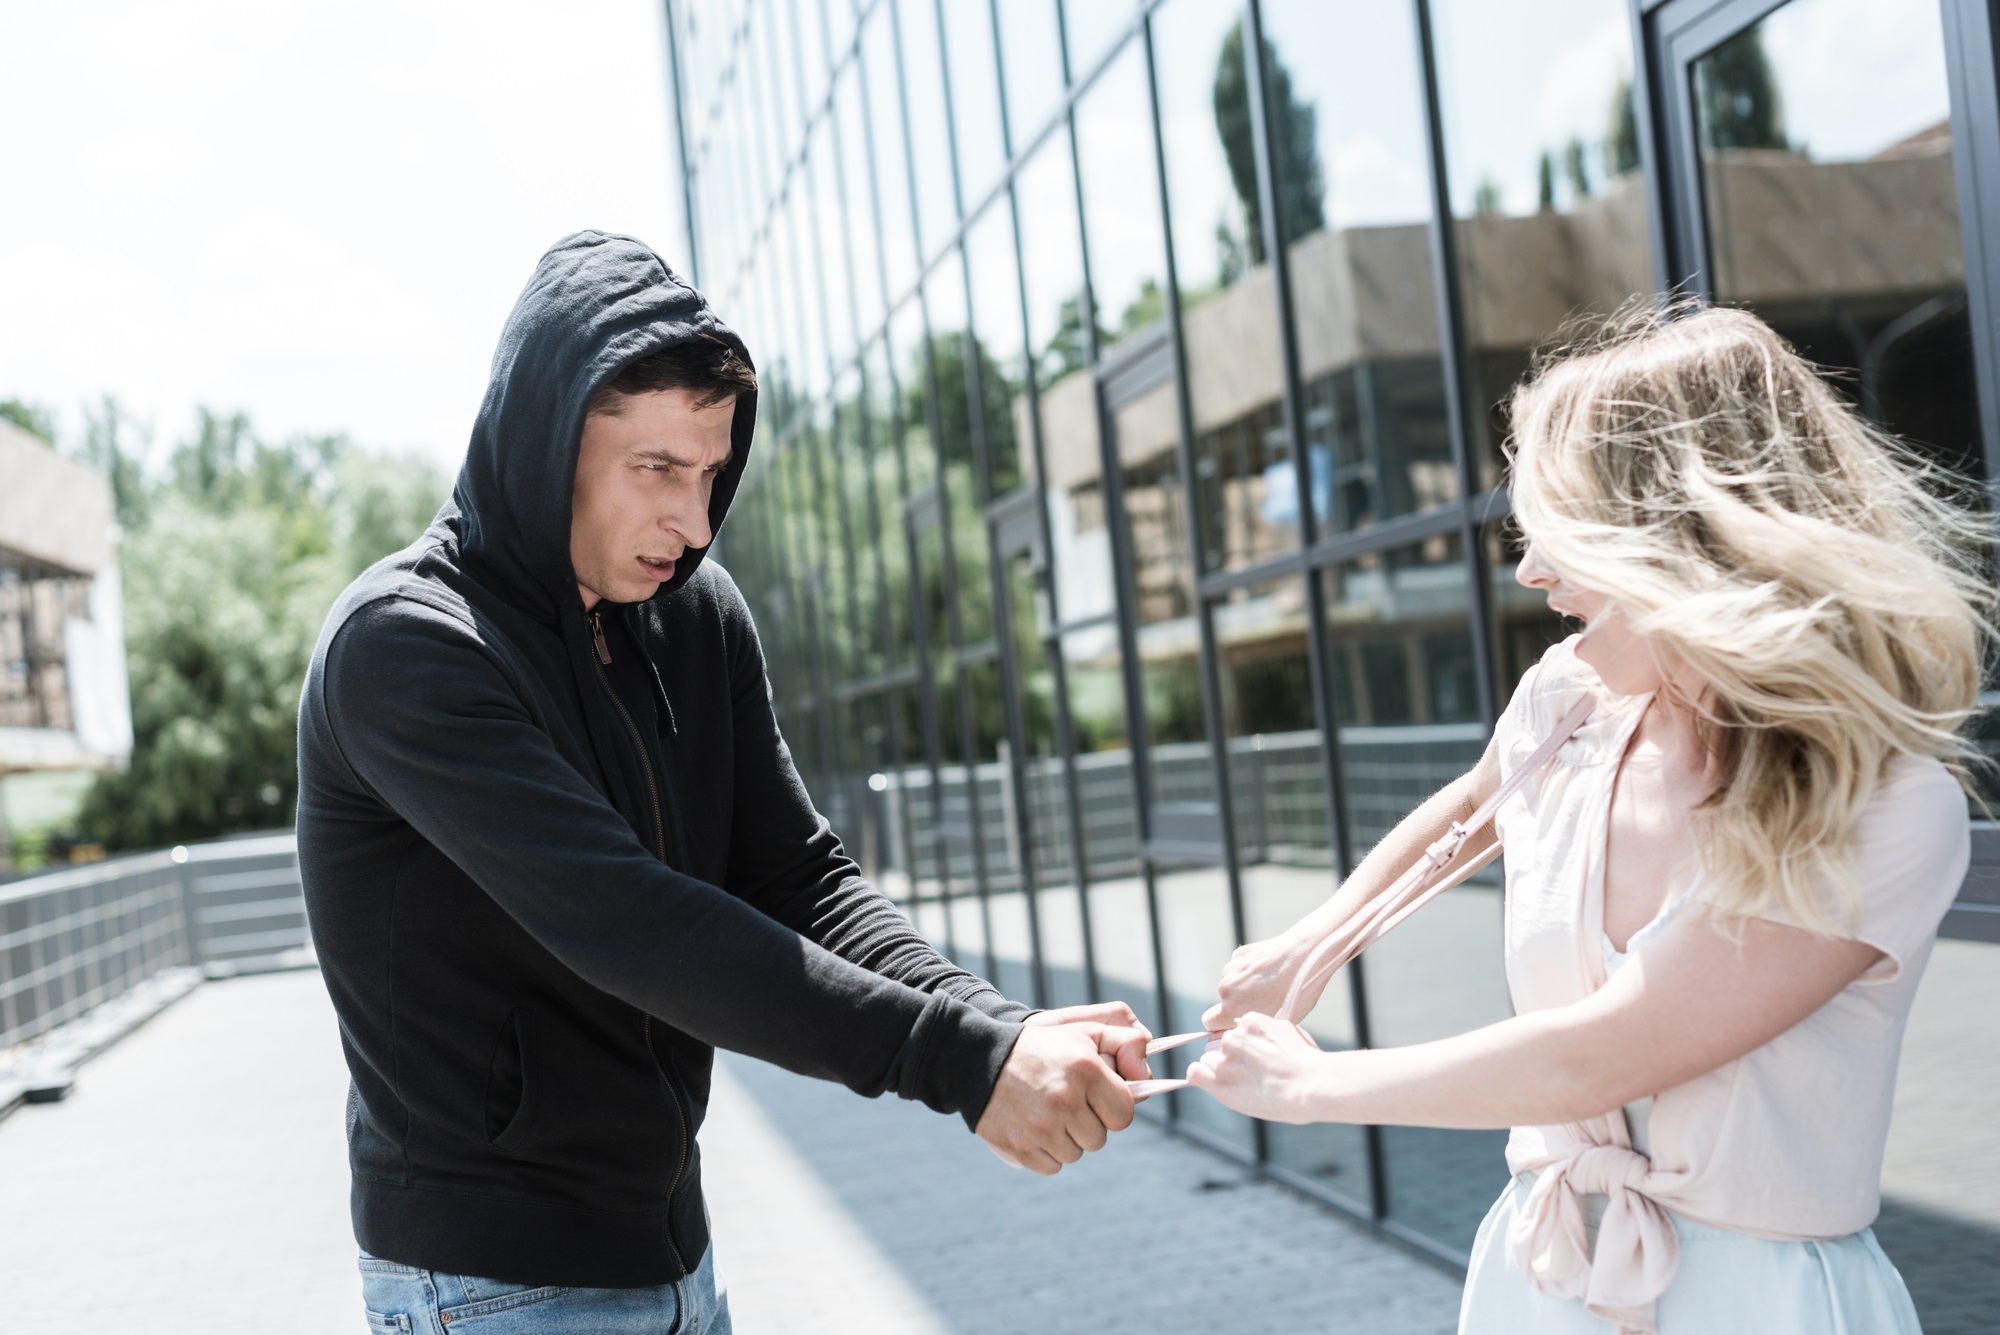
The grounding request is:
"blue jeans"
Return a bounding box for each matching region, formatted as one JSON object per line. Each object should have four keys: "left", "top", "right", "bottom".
{"left": 359, "top": 1243, "right": 731, "bottom": 1334}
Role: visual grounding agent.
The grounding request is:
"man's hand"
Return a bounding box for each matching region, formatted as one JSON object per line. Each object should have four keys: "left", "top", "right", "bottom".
{"left": 976, "top": 1019, "right": 1149, "bottom": 1175}
{"left": 1024, "top": 1001, "right": 1152, "bottom": 1080}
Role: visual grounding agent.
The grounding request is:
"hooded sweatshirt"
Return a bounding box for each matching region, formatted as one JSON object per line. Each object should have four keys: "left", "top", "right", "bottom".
{"left": 297, "top": 231, "right": 1030, "bottom": 1288}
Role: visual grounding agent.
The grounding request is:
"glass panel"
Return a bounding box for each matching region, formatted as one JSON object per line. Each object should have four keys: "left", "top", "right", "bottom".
{"left": 831, "top": 373, "right": 880, "bottom": 680}
{"left": 1432, "top": 0, "right": 1654, "bottom": 488}
{"left": 924, "top": 248, "right": 998, "bottom": 646}
{"left": 1150, "top": 0, "right": 1296, "bottom": 574}
{"left": 1116, "top": 387, "right": 1207, "bottom": 760}
{"left": 864, "top": 337, "right": 917, "bottom": 667}
{"left": 1150, "top": 0, "right": 1252, "bottom": 319}
{"left": 758, "top": 6, "right": 801, "bottom": 174}
{"left": 1062, "top": 0, "right": 1139, "bottom": 82}
{"left": 1006, "top": 550, "right": 1091, "bottom": 1010}
{"left": 1085, "top": 870, "right": 1163, "bottom": 1042}
{"left": 1015, "top": 132, "right": 1091, "bottom": 394}
{"left": 996, "top": 0, "right": 1065, "bottom": 155}
{"left": 1072, "top": 43, "right": 1169, "bottom": 360}
{"left": 1486, "top": 516, "right": 1569, "bottom": 713}
{"left": 947, "top": 891, "right": 991, "bottom": 979}
{"left": 1320, "top": 533, "right": 1505, "bottom": 1251}
{"left": 1014, "top": 132, "right": 1116, "bottom": 627}
{"left": 890, "top": 297, "right": 937, "bottom": 490}
{"left": 1222, "top": 573, "right": 1370, "bottom": 1203}
{"left": 862, "top": 6, "right": 921, "bottom": 302}
{"left": 1261, "top": 0, "right": 1455, "bottom": 540}
{"left": 834, "top": 64, "right": 888, "bottom": 343}
{"left": 804, "top": 118, "right": 855, "bottom": 367}
{"left": 792, "top": 0, "right": 830, "bottom": 116}
{"left": 1063, "top": 624, "right": 1139, "bottom": 879}
{"left": 941, "top": 0, "right": 1009, "bottom": 207}
{"left": 1875, "top": 938, "right": 2000, "bottom": 1329}
{"left": 1693, "top": 0, "right": 1980, "bottom": 480}
{"left": 964, "top": 200, "right": 1029, "bottom": 497}
{"left": 894, "top": 0, "right": 960, "bottom": 257}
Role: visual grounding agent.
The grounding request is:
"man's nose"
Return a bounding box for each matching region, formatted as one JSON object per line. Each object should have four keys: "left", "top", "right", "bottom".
{"left": 664, "top": 492, "right": 713, "bottom": 550}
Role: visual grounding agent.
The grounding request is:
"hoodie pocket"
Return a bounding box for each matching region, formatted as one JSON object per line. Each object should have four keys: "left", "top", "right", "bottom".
{"left": 485, "top": 1007, "right": 541, "bottom": 1153}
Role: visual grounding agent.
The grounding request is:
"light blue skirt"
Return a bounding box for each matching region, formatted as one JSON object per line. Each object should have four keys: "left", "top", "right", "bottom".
{"left": 1460, "top": 1174, "right": 1923, "bottom": 1334}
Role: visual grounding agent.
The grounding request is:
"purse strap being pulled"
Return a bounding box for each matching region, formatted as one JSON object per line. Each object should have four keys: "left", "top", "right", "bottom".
{"left": 1272, "top": 693, "right": 1596, "bottom": 1023}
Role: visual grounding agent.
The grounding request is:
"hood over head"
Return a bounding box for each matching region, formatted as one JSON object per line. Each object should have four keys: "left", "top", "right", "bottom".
{"left": 448, "top": 230, "right": 756, "bottom": 623}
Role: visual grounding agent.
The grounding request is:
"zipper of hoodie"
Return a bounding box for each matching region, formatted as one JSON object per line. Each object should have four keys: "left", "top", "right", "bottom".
{"left": 587, "top": 607, "right": 690, "bottom": 1275}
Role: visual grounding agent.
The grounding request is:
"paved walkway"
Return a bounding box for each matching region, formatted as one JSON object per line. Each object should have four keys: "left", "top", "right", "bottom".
{"left": 0, "top": 969, "right": 1463, "bottom": 1334}
{"left": 10, "top": 959, "right": 1990, "bottom": 1333}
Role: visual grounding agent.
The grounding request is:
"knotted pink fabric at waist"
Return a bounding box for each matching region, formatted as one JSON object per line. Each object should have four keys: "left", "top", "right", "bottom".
{"left": 1506, "top": 1140, "right": 1679, "bottom": 1335}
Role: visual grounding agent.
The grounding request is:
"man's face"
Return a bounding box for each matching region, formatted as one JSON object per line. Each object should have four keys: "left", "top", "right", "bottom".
{"left": 570, "top": 388, "right": 735, "bottom": 611}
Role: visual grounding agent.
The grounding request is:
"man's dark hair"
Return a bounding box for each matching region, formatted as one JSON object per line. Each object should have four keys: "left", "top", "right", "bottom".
{"left": 589, "top": 333, "right": 756, "bottom": 414}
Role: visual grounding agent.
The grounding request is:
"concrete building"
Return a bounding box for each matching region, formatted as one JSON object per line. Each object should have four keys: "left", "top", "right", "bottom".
{"left": 0, "top": 418, "right": 132, "bottom": 859}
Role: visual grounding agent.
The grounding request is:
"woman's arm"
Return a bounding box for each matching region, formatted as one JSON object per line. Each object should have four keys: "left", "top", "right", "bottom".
{"left": 1188, "top": 907, "right": 1882, "bottom": 1126}
{"left": 1203, "top": 733, "right": 1505, "bottom": 1030}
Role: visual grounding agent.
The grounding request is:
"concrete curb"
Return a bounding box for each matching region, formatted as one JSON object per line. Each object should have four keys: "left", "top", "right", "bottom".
{"left": 0, "top": 967, "right": 204, "bottom": 1122}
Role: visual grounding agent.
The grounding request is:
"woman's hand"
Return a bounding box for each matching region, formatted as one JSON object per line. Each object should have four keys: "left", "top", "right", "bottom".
{"left": 1203, "top": 932, "right": 1322, "bottom": 1032}
{"left": 1184, "top": 1014, "right": 1328, "bottom": 1124}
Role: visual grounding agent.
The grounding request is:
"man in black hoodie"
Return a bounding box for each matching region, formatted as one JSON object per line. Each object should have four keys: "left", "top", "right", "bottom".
{"left": 298, "top": 232, "right": 1149, "bottom": 1333}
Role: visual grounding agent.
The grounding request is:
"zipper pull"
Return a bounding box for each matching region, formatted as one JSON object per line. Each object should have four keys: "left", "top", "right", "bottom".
{"left": 589, "top": 611, "right": 612, "bottom": 665}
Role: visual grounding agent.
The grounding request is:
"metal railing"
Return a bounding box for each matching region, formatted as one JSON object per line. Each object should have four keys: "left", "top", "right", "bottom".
{"left": 0, "top": 833, "right": 306, "bottom": 1055}
{"left": 874, "top": 727, "right": 1487, "bottom": 890}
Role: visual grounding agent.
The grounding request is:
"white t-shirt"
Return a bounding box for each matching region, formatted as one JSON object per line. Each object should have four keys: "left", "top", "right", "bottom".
{"left": 1490, "top": 638, "right": 1968, "bottom": 1318}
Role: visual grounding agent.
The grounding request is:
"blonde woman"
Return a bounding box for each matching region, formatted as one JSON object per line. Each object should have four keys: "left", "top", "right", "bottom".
{"left": 1187, "top": 303, "right": 1990, "bottom": 1334}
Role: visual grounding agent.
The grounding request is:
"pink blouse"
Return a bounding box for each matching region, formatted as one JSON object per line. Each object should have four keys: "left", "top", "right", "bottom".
{"left": 1490, "top": 639, "right": 1969, "bottom": 1333}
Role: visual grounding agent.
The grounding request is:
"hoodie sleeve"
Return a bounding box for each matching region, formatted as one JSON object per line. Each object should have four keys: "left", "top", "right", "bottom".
{"left": 711, "top": 576, "right": 1034, "bottom": 1026}
{"left": 318, "top": 596, "right": 1022, "bottom": 1128}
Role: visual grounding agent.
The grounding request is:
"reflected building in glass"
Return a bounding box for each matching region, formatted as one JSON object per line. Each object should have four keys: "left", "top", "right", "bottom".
{"left": 664, "top": 0, "right": 2000, "bottom": 1310}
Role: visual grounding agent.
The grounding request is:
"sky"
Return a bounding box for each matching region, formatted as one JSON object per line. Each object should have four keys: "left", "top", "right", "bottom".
{"left": 0, "top": 0, "right": 688, "bottom": 475}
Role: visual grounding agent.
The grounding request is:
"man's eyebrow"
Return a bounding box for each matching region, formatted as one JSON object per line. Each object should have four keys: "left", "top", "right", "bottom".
{"left": 630, "top": 447, "right": 733, "bottom": 469}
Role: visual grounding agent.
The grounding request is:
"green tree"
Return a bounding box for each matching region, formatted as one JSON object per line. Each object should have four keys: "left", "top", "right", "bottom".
{"left": 1564, "top": 137, "right": 1592, "bottom": 201}
{"left": 73, "top": 416, "right": 446, "bottom": 850}
{"left": 1213, "top": 20, "right": 1325, "bottom": 269}
{"left": 1698, "top": 28, "right": 1787, "bottom": 151}
{"left": 0, "top": 398, "right": 57, "bottom": 442}
{"left": 1537, "top": 151, "right": 1557, "bottom": 212}
{"left": 1607, "top": 79, "right": 1642, "bottom": 176}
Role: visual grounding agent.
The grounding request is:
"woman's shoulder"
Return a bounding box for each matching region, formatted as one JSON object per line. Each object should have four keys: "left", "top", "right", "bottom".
{"left": 1496, "top": 637, "right": 1621, "bottom": 764}
{"left": 1864, "top": 754, "right": 1969, "bottom": 842}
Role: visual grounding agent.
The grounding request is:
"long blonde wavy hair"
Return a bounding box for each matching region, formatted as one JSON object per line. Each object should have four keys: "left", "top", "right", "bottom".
{"left": 1507, "top": 299, "right": 1995, "bottom": 933}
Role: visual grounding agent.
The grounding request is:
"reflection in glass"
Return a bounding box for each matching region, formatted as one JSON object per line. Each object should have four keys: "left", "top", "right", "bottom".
{"left": 1062, "top": 626, "right": 1138, "bottom": 881}
{"left": 920, "top": 249, "right": 997, "bottom": 647}
{"left": 1115, "top": 384, "right": 1208, "bottom": 758}
{"left": 1263, "top": 0, "right": 1456, "bottom": 539}
{"left": 1694, "top": 0, "right": 1980, "bottom": 479}
{"left": 861, "top": 7, "right": 920, "bottom": 302}
{"left": 1062, "top": 0, "right": 1138, "bottom": 83}
{"left": 1486, "top": 517, "right": 1569, "bottom": 712}
{"left": 995, "top": 0, "right": 1065, "bottom": 155}
{"left": 1322, "top": 532, "right": 1481, "bottom": 820}
{"left": 964, "top": 201, "right": 1029, "bottom": 497}
{"left": 1006, "top": 550, "right": 1090, "bottom": 1009}
{"left": 894, "top": 0, "right": 959, "bottom": 258}
{"left": 940, "top": 0, "right": 1008, "bottom": 209}
{"left": 832, "top": 67, "right": 886, "bottom": 338}
{"left": 1431, "top": 0, "right": 1654, "bottom": 486}
{"left": 1072, "top": 44, "right": 1169, "bottom": 361}
{"left": 804, "top": 118, "right": 854, "bottom": 367}
{"left": 1321, "top": 534, "right": 1506, "bottom": 1249}
{"left": 1013, "top": 131, "right": 1115, "bottom": 627}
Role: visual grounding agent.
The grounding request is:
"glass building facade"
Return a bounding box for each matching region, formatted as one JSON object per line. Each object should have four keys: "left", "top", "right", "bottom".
{"left": 664, "top": 0, "right": 2000, "bottom": 1313}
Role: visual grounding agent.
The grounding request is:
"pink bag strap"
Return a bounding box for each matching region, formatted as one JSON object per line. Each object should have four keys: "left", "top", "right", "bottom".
{"left": 1132, "top": 693, "right": 1594, "bottom": 1090}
